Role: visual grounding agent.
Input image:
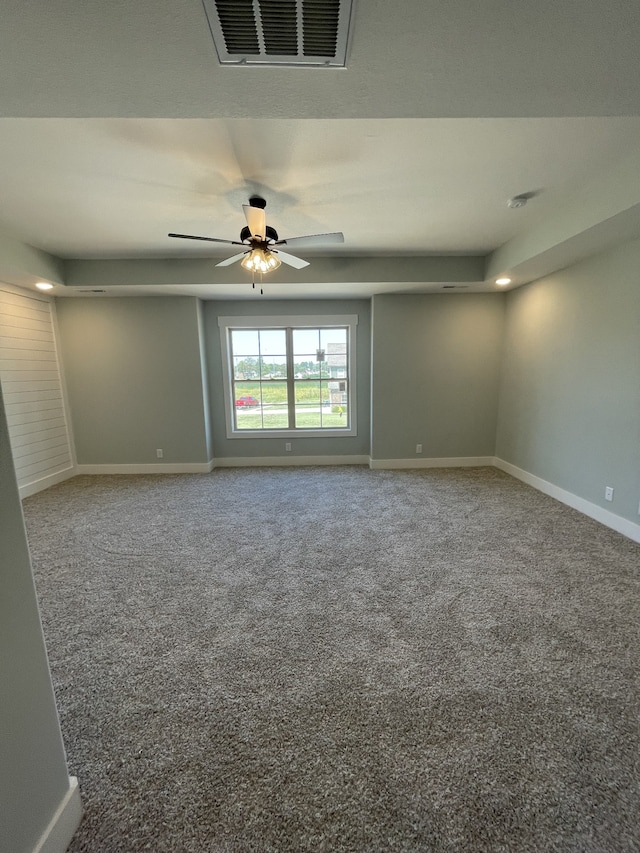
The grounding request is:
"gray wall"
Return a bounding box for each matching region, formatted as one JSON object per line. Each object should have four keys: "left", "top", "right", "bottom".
{"left": 196, "top": 299, "right": 214, "bottom": 462}
{"left": 203, "top": 299, "right": 371, "bottom": 459}
{"left": 56, "top": 297, "right": 211, "bottom": 465}
{"left": 0, "top": 385, "right": 73, "bottom": 853}
{"left": 48, "top": 261, "right": 640, "bottom": 531}
{"left": 371, "top": 293, "right": 505, "bottom": 460}
{"left": 496, "top": 238, "right": 640, "bottom": 523}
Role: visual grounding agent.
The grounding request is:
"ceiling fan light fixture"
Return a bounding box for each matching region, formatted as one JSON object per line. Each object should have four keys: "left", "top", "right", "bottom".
{"left": 241, "top": 247, "right": 281, "bottom": 274}
{"left": 169, "top": 197, "right": 341, "bottom": 277}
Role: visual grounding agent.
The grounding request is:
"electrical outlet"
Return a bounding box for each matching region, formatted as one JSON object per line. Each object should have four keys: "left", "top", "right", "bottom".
{"left": 156, "top": 449, "right": 163, "bottom": 459}
{"left": 604, "top": 486, "right": 614, "bottom": 502}
{"left": 285, "top": 442, "right": 292, "bottom": 452}
{"left": 416, "top": 444, "right": 423, "bottom": 454}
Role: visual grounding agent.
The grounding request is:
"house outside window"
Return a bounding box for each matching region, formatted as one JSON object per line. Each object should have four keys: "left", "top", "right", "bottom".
{"left": 218, "top": 315, "right": 357, "bottom": 438}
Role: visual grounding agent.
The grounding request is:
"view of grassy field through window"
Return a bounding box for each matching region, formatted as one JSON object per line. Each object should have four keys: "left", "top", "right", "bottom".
{"left": 230, "top": 326, "right": 349, "bottom": 431}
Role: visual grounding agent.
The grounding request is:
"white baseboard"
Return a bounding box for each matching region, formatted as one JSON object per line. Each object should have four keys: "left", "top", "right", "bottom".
{"left": 32, "top": 776, "right": 82, "bottom": 853}
{"left": 494, "top": 457, "right": 640, "bottom": 544}
{"left": 25, "top": 457, "right": 640, "bottom": 544}
{"left": 75, "top": 461, "right": 215, "bottom": 475}
{"left": 214, "top": 455, "right": 369, "bottom": 468}
{"left": 19, "top": 466, "right": 76, "bottom": 500}
{"left": 369, "top": 456, "right": 494, "bottom": 470}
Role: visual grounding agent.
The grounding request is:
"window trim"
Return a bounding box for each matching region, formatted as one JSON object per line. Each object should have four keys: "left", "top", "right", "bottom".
{"left": 218, "top": 314, "right": 358, "bottom": 439}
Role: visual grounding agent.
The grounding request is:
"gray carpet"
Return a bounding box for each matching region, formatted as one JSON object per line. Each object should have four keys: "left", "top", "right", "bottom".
{"left": 23, "top": 466, "right": 640, "bottom": 852}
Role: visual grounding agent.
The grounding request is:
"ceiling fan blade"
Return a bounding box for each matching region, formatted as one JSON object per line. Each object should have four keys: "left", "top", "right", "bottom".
{"left": 274, "top": 232, "right": 344, "bottom": 248}
{"left": 243, "top": 205, "right": 266, "bottom": 239}
{"left": 216, "top": 251, "right": 248, "bottom": 267}
{"left": 168, "top": 233, "right": 244, "bottom": 245}
{"left": 276, "top": 250, "right": 310, "bottom": 269}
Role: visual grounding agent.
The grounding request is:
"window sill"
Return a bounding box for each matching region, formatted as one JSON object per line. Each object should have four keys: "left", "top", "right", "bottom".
{"left": 227, "top": 428, "right": 357, "bottom": 439}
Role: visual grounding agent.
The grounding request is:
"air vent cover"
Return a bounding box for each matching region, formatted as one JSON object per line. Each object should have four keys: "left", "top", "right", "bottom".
{"left": 202, "top": 0, "right": 355, "bottom": 67}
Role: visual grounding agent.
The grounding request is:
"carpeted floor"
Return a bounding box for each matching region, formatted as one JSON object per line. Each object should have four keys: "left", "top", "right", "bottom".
{"left": 23, "top": 466, "right": 640, "bottom": 852}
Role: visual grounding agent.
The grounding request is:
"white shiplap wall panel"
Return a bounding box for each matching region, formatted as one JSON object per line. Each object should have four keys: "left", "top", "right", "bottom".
{"left": 10, "top": 426, "right": 69, "bottom": 449}
{"left": 6, "top": 396, "right": 63, "bottom": 412}
{"left": 12, "top": 434, "right": 70, "bottom": 457}
{"left": 0, "top": 302, "right": 50, "bottom": 323}
{"left": 0, "top": 325, "right": 56, "bottom": 342}
{"left": 9, "top": 418, "right": 68, "bottom": 437}
{"left": 1, "top": 370, "right": 60, "bottom": 381}
{"left": 0, "top": 308, "right": 51, "bottom": 327}
{"left": 7, "top": 398, "right": 60, "bottom": 419}
{"left": 4, "top": 379, "right": 62, "bottom": 393}
{"left": 3, "top": 387, "right": 62, "bottom": 400}
{"left": 0, "top": 286, "right": 74, "bottom": 494}
{"left": 0, "top": 336, "right": 56, "bottom": 351}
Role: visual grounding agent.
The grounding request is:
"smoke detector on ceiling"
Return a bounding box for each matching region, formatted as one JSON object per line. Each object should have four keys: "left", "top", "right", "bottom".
{"left": 507, "top": 191, "right": 538, "bottom": 209}
{"left": 201, "top": 0, "right": 356, "bottom": 67}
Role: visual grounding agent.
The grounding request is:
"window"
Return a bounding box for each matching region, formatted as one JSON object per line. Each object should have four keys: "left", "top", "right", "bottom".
{"left": 219, "top": 315, "right": 357, "bottom": 438}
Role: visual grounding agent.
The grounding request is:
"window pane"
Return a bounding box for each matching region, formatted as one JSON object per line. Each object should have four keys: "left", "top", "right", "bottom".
{"left": 294, "top": 357, "right": 320, "bottom": 379}
{"left": 293, "top": 328, "right": 322, "bottom": 378}
{"left": 325, "top": 400, "right": 348, "bottom": 426}
{"left": 293, "top": 328, "right": 320, "bottom": 355}
{"left": 295, "top": 381, "right": 321, "bottom": 428}
{"left": 234, "top": 381, "right": 260, "bottom": 401}
{"left": 234, "top": 356, "right": 260, "bottom": 380}
{"left": 263, "top": 411, "right": 289, "bottom": 428}
{"left": 330, "top": 360, "right": 347, "bottom": 378}
{"left": 260, "top": 380, "right": 288, "bottom": 409}
{"left": 231, "top": 329, "right": 259, "bottom": 356}
{"left": 262, "top": 381, "right": 289, "bottom": 428}
{"left": 320, "top": 327, "right": 347, "bottom": 349}
{"left": 260, "top": 354, "right": 287, "bottom": 380}
{"left": 234, "top": 383, "right": 262, "bottom": 430}
{"left": 324, "top": 330, "right": 347, "bottom": 380}
{"left": 327, "top": 379, "right": 348, "bottom": 426}
{"left": 236, "top": 411, "right": 263, "bottom": 430}
{"left": 320, "top": 380, "right": 333, "bottom": 427}
{"left": 321, "top": 380, "right": 331, "bottom": 408}
{"left": 258, "top": 329, "right": 286, "bottom": 357}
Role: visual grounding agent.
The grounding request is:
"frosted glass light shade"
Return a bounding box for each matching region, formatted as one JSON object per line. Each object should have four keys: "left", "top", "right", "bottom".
{"left": 241, "top": 248, "right": 281, "bottom": 274}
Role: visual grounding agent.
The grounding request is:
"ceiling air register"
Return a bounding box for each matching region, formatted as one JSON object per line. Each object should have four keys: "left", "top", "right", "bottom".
{"left": 202, "top": 0, "right": 355, "bottom": 67}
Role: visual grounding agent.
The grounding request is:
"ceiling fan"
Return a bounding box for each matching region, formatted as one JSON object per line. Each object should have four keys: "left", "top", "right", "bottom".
{"left": 168, "top": 196, "right": 344, "bottom": 276}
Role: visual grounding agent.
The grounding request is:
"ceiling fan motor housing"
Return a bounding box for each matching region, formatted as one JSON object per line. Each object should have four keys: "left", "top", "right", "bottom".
{"left": 240, "top": 224, "right": 279, "bottom": 243}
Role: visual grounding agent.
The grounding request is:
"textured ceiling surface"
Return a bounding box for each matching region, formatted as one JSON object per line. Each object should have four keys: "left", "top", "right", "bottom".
{"left": 2, "top": 117, "right": 640, "bottom": 259}
{"left": 1, "top": 0, "right": 640, "bottom": 299}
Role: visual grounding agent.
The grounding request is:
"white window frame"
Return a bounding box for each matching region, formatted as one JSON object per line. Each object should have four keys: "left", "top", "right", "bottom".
{"left": 218, "top": 314, "right": 358, "bottom": 439}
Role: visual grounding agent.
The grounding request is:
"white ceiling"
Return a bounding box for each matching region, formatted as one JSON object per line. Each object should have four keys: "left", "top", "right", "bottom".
{"left": 2, "top": 0, "right": 640, "bottom": 299}
{"left": 2, "top": 117, "right": 640, "bottom": 259}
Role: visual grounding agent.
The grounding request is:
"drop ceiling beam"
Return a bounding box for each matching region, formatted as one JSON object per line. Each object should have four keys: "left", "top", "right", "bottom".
{"left": 487, "top": 147, "right": 640, "bottom": 286}
{"left": 0, "top": 224, "right": 65, "bottom": 289}
{"left": 62, "top": 255, "right": 486, "bottom": 289}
